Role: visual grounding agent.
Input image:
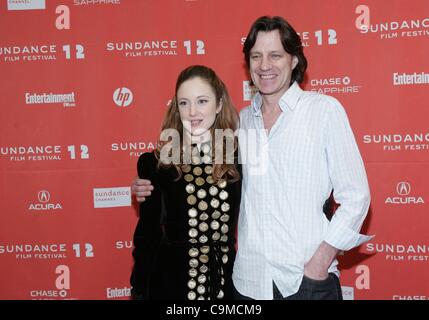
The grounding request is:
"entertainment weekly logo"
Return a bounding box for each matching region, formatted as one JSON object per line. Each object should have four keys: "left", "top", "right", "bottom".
{"left": 365, "top": 242, "right": 429, "bottom": 263}
{"left": 105, "top": 39, "right": 206, "bottom": 58}
{"left": 358, "top": 16, "right": 429, "bottom": 40}
{"left": 362, "top": 133, "right": 429, "bottom": 152}
{"left": 111, "top": 141, "right": 157, "bottom": 158}
{"left": 0, "top": 242, "right": 94, "bottom": 260}
{"left": 393, "top": 72, "right": 429, "bottom": 86}
{"left": 106, "top": 286, "right": 131, "bottom": 299}
{"left": 240, "top": 27, "right": 338, "bottom": 48}
{"left": 25, "top": 92, "right": 76, "bottom": 107}
{"left": 0, "top": 144, "right": 90, "bottom": 162}
{"left": 7, "top": 0, "right": 45, "bottom": 10}
{"left": 309, "top": 76, "right": 361, "bottom": 95}
{"left": 0, "top": 44, "right": 85, "bottom": 63}
{"left": 93, "top": 187, "right": 131, "bottom": 208}
{"left": 385, "top": 182, "right": 425, "bottom": 205}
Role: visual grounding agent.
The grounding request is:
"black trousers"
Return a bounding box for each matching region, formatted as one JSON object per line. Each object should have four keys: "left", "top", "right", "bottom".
{"left": 233, "top": 273, "right": 343, "bottom": 300}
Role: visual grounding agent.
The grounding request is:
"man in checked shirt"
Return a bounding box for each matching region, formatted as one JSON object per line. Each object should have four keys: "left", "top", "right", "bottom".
{"left": 131, "top": 16, "right": 372, "bottom": 300}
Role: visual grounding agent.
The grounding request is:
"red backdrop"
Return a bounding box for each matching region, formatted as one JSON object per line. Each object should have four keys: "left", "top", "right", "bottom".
{"left": 1, "top": 0, "right": 428, "bottom": 300}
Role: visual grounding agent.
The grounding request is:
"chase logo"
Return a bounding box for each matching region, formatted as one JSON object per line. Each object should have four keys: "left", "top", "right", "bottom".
{"left": 7, "top": 0, "right": 45, "bottom": 10}
{"left": 396, "top": 182, "right": 411, "bottom": 196}
{"left": 38, "top": 190, "right": 50, "bottom": 203}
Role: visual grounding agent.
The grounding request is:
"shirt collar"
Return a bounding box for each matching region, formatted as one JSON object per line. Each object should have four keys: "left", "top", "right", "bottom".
{"left": 251, "top": 81, "right": 304, "bottom": 116}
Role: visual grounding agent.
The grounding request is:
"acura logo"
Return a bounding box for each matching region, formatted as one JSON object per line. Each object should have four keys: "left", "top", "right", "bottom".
{"left": 38, "top": 190, "right": 50, "bottom": 203}
{"left": 396, "top": 182, "right": 411, "bottom": 196}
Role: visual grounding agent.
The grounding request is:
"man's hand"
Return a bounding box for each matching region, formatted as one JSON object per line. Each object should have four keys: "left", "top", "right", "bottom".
{"left": 131, "top": 177, "right": 154, "bottom": 203}
{"left": 304, "top": 241, "right": 338, "bottom": 280}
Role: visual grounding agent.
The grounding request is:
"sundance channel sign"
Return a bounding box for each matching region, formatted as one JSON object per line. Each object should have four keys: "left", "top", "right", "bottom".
{"left": 93, "top": 187, "right": 131, "bottom": 208}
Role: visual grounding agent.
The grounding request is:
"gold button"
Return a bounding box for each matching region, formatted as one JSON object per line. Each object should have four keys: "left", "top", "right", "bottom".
{"left": 217, "top": 289, "right": 224, "bottom": 299}
{"left": 217, "top": 179, "right": 227, "bottom": 188}
{"left": 198, "top": 274, "right": 207, "bottom": 284}
{"left": 189, "top": 248, "right": 199, "bottom": 257}
{"left": 192, "top": 156, "right": 201, "bottom": 165}
{"left": 186, "top": 183, "right": 195, "bottom": 194}
{"left": 220, "top": 214, "right": 230, "bottom": 222}
{"left": 189, "top": 268, "right": 198, "bottom": 278}
{"left": 184, "top": 174, "right": 194, "bottom": 182}
{"left": 187, "top": 195, "right": 197, "bottom": 205}
{"left": 189, "top": 258, "right": 199, "bottom": 268}
{"left": 199, "top": 222, "right": 209, "bottom": 232}
{"left": 202, "top": 155, "right": 212, "bottom": 164}
{"left": 221, "top": 202, "right": 230, "bottom": 212}
{"left": 222, "top": 254, "right": 228, "bottom": 264}
{"left": 204, "top": 166, "right": 213, "bottom": 175}
{"left": 197, "top": 296, "right": 205, "bottom": 300}
{"left": 211, "top": 210, "right": 221, "bottom": 220}
{"left": 188, "top": 228, "right": 198, "bottom": 238}
{"left": 182, "top": 164, "right": 191, "bottom": 173}
{"left": 206, "top": 175, "right": 214, "bottom": 184}
{"left": 200, "top": 265, "right": 208, "bottom": 273}
{"left": 210, "top": 220, "right": 220, "bottom": 230}
{"left": 188, "top": 291, "right": 196, "bottom": 300}
{"left": 212, "top": 232, "right": 221, "bottom": 241}
{"left": 195, "top": 177, "right": 205, "bottom": 186}
{"left": 199, "top": 235, "right": 208, "bottom": 243}
{"left": 210, "top": 198, "right": 220, "bottom": 209}
{"left": 209, "top": 185, "right": 218, "bottom": 196}
{"left": 221, "top": 246, "right": 229, "bottom": 253}
{"left": 197, "top": 285, "right": 206, "bottom": 295}
{"left": 199, "top": 254, "right": 209, "bottom": 264}
{"left": 221, "top": 224, "right": 229, "bottom": 234}
{"left": 219, "top": 190, "right": 229, "bottom": 200}
{"left": 200, "top": 245, "right": 210, "bottom": 254}
{"left": 188, "top": 218, "right": 198, "bottom": 227}
{"left": 199, "top": 212, "right": 209, "bottom": 221}
{"left": 198, "top": 201, "right": 208, "bottom": 211}
{"left": 188, "top": 279, "right": 197, "bottom": 289}
{"left": 197, "top": 189, "right": 207, "bottom": 199}
{"left": 220, "top": 235, "right": 228, "bottom": 242}
{"left": 193, "top": 167, "right": 203, "bottom": 176}
{"left": 188, "top": 208, "right": 198, "bottom": 218}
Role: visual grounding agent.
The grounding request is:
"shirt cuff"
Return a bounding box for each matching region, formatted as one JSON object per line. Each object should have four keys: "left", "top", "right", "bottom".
{"left": 324, "top": 220, "right": 374, "bottom": 251}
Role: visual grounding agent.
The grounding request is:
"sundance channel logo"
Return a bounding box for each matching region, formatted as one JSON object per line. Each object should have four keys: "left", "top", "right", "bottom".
{"left": 7, "top": 0, "right": 45, "bottom": 10}
{"left": 93, "top": 187, "right": 131, "bottom": 208}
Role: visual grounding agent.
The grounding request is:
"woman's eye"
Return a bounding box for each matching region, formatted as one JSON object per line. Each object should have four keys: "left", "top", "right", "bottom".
{"left": 178, "top": 101, "right": 188, "bottom": 106}
{"left": 198, "top": 99, "right": 208, "bottom": 105}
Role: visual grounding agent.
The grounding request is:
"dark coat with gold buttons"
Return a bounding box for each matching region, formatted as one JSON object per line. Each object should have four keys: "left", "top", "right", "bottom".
{"left": 130, "top": 152, "right": 242, "bottom": 300}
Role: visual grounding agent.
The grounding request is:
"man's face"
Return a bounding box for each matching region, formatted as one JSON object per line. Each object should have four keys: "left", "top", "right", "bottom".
{"left": 249, "top": 30, "right": 298, "bottom": 98}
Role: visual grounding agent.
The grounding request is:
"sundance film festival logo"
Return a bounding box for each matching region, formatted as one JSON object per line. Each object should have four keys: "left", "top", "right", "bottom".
{"left": 310, "top": 76, "right": 361, "bottom": 95}
{"left": 7, "top": 0, "right": 45, "bottom": 10}
{"left": 241, "top": 27, "right": 337, "bottom": 49}
{"left": 29, "top": 190, "right": 63, "bottom": 211}
{"left": 363, "top": 133, "right": 429, "bottom": 152}
{"left": 1, "top": 144, "right": 89, "bottom": 162}
{"left": 1, "top": 44, "right": 84, "bottom": 63}
{"left": 355, "top": 5, "right": 429, "bottom": 40}
{"left": 25, "top": 92, "right": 76, "bottom": 107}
{"left": 385, "top": 182, "right": 424, "bottom": 205}
{"left": 393, "top": 72, "right": 429, "bottom": 86}
{"left": 106, "top": 39, "right": 205, "bottom": 58}
{"left": 93, "top": 187, "right": 131, "bottom": 208}
{"left": 111, "top": 141, "right": 157, "bottom": 158}
{"left": 0, "top": 243, "right": 67, "bottom": 260}
{"left": 365, "top": 242, "right": 429, "bottom": 262}
{"left": 113, "top": 87, "right": 133, "bottom": 107}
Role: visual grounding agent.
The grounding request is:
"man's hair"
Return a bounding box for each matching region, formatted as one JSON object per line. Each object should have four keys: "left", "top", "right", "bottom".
{"left": 243, "top": 16, "right": 308, "bottom": 84}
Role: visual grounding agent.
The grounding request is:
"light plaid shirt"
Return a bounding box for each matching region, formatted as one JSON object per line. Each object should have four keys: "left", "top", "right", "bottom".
{"left": 232, "top": 82, "right": 372, "bottom": 299}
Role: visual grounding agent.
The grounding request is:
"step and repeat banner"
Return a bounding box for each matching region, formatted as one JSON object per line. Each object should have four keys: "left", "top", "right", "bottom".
{"left": 1, "top": 0, "right": 428, "bottom": 300}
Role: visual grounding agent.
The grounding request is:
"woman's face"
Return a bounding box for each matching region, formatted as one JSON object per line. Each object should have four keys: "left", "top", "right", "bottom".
{"left": 176, "top": 77, "right": 222, "bottom": 139}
